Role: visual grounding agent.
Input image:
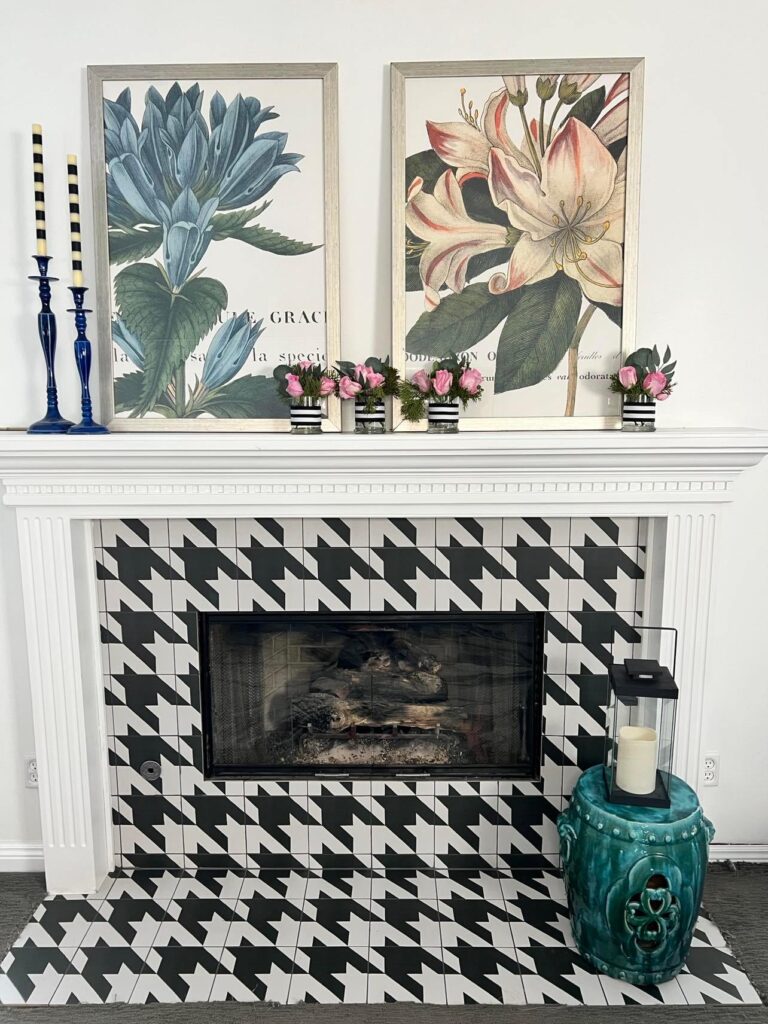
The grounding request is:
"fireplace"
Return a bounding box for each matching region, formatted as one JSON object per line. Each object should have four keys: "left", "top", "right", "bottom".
{"left": 200, "top": 612, "right": 544, "bottom": 777}
{"left": 3, "top": 428, "right": 762, "bottom": 890}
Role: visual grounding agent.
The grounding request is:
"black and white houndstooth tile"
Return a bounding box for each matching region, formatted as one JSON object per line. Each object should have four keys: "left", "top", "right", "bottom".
{"left": 0, "top": 871, "right": 761, "bottom": 1007}
{"left": 94, "top": 516, "right": 651, "bottom": 868}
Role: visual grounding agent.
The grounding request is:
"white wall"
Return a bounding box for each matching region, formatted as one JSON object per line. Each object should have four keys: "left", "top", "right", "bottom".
{"left": 1, "top": 0, "right": 767, "bottom": 851}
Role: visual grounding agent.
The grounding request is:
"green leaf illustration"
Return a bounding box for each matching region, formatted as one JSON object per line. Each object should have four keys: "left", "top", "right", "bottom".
{"left": 406, "top": 282, "right": 519, "bottom": 357}
{"left": 108, "top": 227, "right": 163, "bottom": 265}
{"left": 461, "top": 177, "right": 510, "bottom": 228}
{"left": 595, "top": 301, "right": 623, "bottom": 328}
{"left": 229, "top": 223, "right": 320, "bottom": 256}
{"left": 114, "top": 370, "right": 147, "bottom": 413}
{"left": 495, "top": 274, "right": 583, "bottom": 393}
{"left": 565, "top": 86, "right": 606, "bottom": 130}
{"left": 115, "top": 263, "right": 227, "bottom": 415}
{"left": 196, "top": 375, "right": 288, "bottom": 418}
{"left": 114, "top": 370, "right": 175, "bottom": 416}
{"left": 211, "top": 200, "right": 270, "bottom": 240}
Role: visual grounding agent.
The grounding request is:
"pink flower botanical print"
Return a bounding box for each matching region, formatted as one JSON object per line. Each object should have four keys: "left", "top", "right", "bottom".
{"left": 403, "top": 68, "right": 636, "bottom": 417}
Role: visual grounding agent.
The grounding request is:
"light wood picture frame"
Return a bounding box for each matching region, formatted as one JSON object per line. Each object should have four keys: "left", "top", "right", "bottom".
{"left": 88, "top": 62, "right": 340, "bottom": 431}
{"left": 392, "top": 59, "right": 644, "bottom": 431}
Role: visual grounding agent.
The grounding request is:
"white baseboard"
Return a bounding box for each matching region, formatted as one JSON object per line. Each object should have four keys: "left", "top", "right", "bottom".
{"left": 709, "top": 844, "right": 768, "bottom": 863}
{"left": 0, "top": 842, "right": 44, "bottom": 872}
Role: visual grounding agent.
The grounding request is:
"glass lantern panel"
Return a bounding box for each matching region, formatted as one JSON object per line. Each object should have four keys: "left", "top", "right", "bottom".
{"left": 606, "top": 692, "right": 673, "bottom": 808}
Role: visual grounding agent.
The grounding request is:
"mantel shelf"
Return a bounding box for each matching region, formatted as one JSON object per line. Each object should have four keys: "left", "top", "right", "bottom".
{"left": 1, "top": 427, "right": 766, "bottom": 516}
{"left": 0, "top": 427, "right": 766, "bottom": 477}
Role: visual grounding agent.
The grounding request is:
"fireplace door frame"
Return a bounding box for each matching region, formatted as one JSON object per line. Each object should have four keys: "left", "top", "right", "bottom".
{"left": 198, "top": 610, "right": 545, "bottom": 779}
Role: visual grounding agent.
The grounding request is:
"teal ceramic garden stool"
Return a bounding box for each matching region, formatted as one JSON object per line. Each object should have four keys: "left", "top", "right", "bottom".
{"left": 557, "top": 765, "right": 715, "bottom": 985}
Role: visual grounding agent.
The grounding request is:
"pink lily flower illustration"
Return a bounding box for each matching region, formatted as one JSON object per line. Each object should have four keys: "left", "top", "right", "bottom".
{"left": 487, "top": 117, "right": 624, "bottom": 306}
{"left": 426, "top": 88, "right": 536, "bottom": 184}
{"left": 405, "top": 170, "right": 508, "bottom": 310}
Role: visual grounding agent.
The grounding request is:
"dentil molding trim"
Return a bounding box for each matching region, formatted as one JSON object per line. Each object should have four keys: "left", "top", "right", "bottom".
{"left": 1, "top": 429, "right": 766, "bottom": 514}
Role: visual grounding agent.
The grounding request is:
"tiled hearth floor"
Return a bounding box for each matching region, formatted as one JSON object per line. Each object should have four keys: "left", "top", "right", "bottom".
{"left": 0, "top": 868, "right": 760, "bottom": 1007}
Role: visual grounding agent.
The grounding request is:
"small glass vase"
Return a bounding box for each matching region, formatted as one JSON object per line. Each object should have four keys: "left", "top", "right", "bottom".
{"left": 622, "top": 395, "right": 656, "bottom": 432}
{"left": 354, "top": 400, "right": 386, "bottom": 434}
{"left": 290, "top": 397, "right": 323, "bottom": 434}
{"left": 427, "top": 398, "right": 460, "bottom": 433}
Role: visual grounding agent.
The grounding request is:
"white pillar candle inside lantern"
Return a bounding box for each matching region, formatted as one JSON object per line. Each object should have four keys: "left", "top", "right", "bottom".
{"left": 615, "top": 725, "right": 658, "bottom": 795}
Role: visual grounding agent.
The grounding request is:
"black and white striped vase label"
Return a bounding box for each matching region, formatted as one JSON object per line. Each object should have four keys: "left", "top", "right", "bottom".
{"left": 427, "top": 400, "right": 460, "bottom": 422}
{"left": 290, "top": 403, "right": 322, "bottom": 427}
{"left": 622, "top": 399, "right": 656, "bottom": 424}
{"left": 354, "top": 400, "right": 385, "bottom": 423}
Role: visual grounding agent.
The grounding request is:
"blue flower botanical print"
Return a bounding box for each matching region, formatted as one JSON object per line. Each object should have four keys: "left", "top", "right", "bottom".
{"left": 106, "top": 82, "right": 318, "bottom": 420}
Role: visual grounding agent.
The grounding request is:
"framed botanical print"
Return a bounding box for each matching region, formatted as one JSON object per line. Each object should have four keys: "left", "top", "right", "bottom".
{"left": 392, "top": 59, "right": 644, "bottom": 430}
{"left": 87, "top": 63, "right": 340, "bottom": 430}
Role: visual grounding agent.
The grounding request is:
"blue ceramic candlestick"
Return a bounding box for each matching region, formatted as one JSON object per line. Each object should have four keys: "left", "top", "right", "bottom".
{"left": 27, "top": 256, "right": 73, "bottom": 433}
{"left": 67, "top": 286, "right": 108, "bottom": 434}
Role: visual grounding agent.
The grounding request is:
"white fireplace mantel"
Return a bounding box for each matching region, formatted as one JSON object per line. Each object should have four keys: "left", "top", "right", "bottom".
{"left": 1, "top": 426, "right": 767, "bottom": 893}
{"left": 1, "top": 427, "right": 767, "bottom": 514}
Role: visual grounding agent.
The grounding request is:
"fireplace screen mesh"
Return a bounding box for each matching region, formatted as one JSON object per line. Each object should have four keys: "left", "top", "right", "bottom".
{"left": 200, "top": 613, "right": 544, "bottom": 777}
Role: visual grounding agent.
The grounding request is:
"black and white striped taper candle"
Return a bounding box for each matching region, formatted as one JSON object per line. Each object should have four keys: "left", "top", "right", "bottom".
{"left": 67, "top": 154, "right": 83, "bottom": 287}
{"left": 32, "top": 124, "right": 46, "bottom": 257}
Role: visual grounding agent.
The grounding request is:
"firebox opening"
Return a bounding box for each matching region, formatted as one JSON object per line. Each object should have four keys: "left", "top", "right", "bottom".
{"left": 199, "top": 612, "right": 544, "bottom": 778}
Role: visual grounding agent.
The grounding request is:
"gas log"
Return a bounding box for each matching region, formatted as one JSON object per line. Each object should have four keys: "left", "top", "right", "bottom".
{"left": 291, "top": 692, "right": 474, "bottom": 734}
{"left": 309, "top": 668, "right": 446, "bottom": 701}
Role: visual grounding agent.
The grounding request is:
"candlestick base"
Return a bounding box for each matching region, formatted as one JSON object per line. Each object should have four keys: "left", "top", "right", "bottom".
{"left": 28, "top": 413, "right": 75, "bottom": 434}
{"left": 67, "top": 420, "right": 109, "bottom": 435}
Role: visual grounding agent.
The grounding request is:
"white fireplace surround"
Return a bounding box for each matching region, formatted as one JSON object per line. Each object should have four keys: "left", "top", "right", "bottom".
{"left": 1, "top": 427, "right": 766, "bottom": 893}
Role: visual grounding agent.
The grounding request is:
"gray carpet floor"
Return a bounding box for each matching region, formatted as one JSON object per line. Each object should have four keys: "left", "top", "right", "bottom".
{"left": 0, "top": 865, "right": 766, "bottom": 1022}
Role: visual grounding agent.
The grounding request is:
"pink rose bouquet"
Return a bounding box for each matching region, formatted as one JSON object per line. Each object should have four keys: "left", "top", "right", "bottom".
{"left": 610, "top": 346, "right": 676, "bottom": 402}
{"left": 274, "top": 358, "right": 338, "bottom": 404}
{"left": 335, "top": 356, "right": 401, "bottom": 414}
{"left": 399, "top": 354, "right": 484, "bottom": 422}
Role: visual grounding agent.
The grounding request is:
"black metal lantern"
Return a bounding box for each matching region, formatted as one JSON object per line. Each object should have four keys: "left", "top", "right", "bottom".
{"left": 604, "top": 657, "right": 678, "bottom": 808}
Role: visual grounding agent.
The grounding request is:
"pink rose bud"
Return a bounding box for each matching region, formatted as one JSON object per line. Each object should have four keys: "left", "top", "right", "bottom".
{"left": 338, "top": 375, "right": 363, "bottom": 399}
{"left": 643, "top": 370, "right": 667, "bottom": 398}
{"left": 319, "top": 376, "right": 336, "bottom": 396}
{"left": 432, "top": 369, "right": 453, "bottom": 396}
{"left": 366, "top": 370, "right": 386, "bottom": 389}
{"left": 285, "top": 372, "right": 304, "bottom": 398}
{"left": 656, "top": 390, "right": 670, "bottom": 402}
{"left": 353, "top": 363, "right": 370, "bottom": 383}
{"left": 458, "top": 367, "right": 483, "bottom": 395}
{"left": 411, "top": 369, "right": 432, "bottom": 394}
{"left": 298, "top": 359, "right": 314, "bottom": 370}
{"left": 617, "top": 365, "right": 637, "bottom": 388}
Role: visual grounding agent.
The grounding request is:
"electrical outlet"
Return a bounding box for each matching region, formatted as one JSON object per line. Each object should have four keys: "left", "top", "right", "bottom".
{"left": 702, "top": 753, "right": 719, "bottom": 787}
{"left": 25, "top": 757, "right": 38, "bottom": 788}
